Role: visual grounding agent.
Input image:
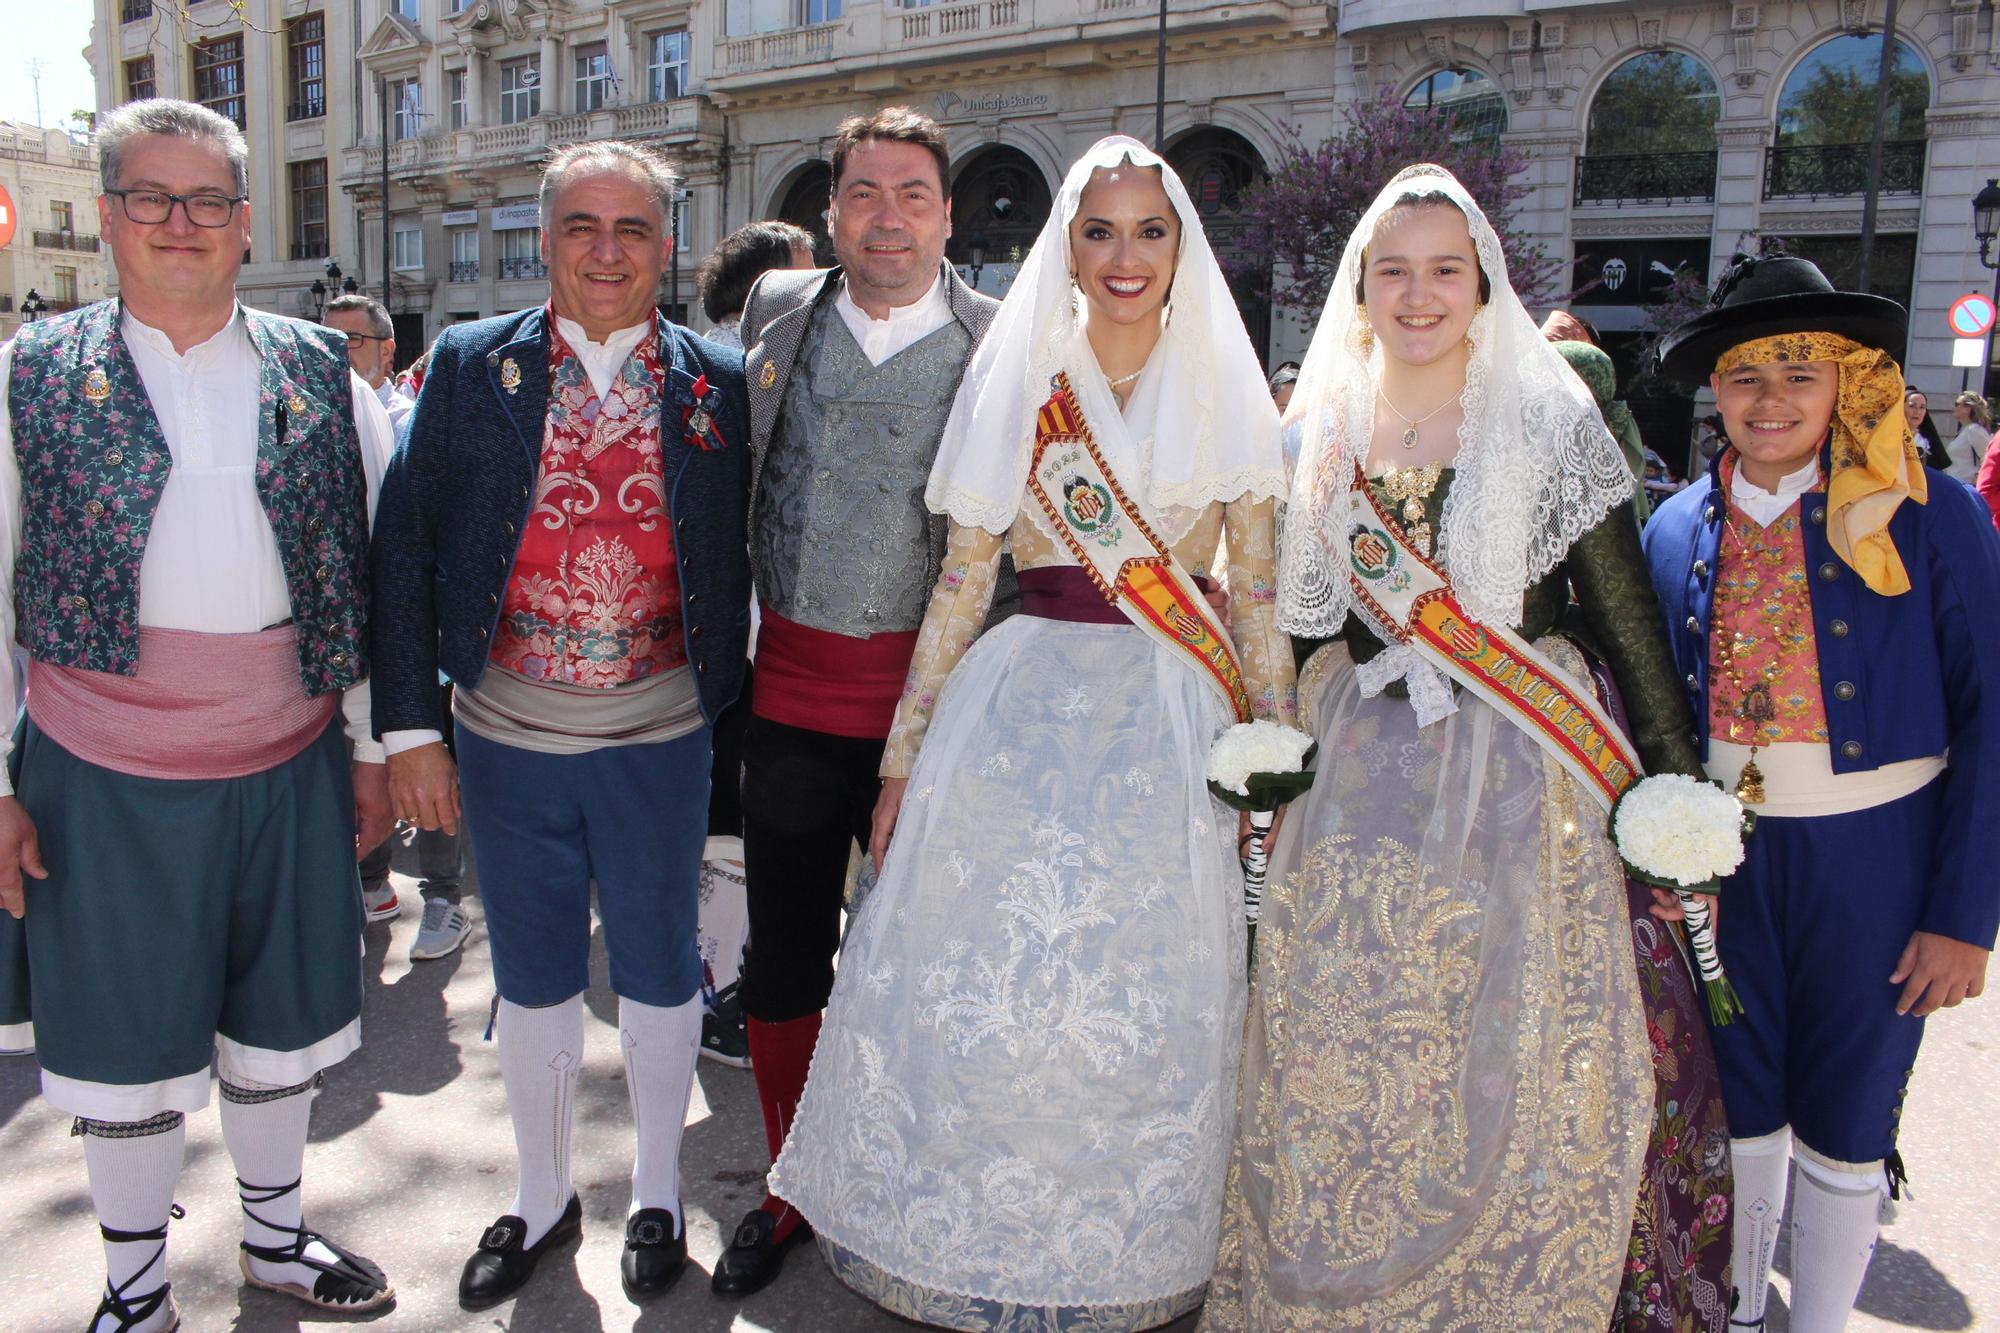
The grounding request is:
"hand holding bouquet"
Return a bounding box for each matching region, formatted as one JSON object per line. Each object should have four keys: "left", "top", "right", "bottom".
{"left": 1205, "top": 721, "right": 1317, "bottom": 932}
{"left": 1612, "top": 773, "right": 1753, "bottom": 1024}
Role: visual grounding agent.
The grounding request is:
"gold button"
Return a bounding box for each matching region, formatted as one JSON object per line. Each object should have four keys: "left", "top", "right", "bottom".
{"left": 314, "top": 565, "right": 330, "bottom": 582}
{"left": 103, "top": 449, "right": 124, "bottom": 466}
{"left": 330, "top": 651, "right": 349, "bottom": 668}
{"left": 70, "top": 594, "right": 90, "bottom": 612}
{"left": 758, "top": 362, "right": 777, "bottom": 389}
{"left": 83, "top": 500, "right": 105, "bottom": 518}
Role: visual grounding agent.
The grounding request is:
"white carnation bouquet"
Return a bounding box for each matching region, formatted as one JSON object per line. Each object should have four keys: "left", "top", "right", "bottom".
{"left": 1611, "top": 773, "right": 1753, "bottom": 1024}
{"left": 1205, "top": 720, "right": 1317, "bottom": 935}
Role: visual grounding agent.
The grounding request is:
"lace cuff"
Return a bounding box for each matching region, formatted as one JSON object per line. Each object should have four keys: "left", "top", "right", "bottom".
{"left": 881, "top": 523, "right": 1006, "bottom": 779}
{"left": 1354, "top": 645, "right": 1458, "bottom": 726}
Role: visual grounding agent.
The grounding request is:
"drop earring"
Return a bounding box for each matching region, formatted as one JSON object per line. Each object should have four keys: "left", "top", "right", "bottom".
{"left": 1357, "top": 307, "right": 1375, "bottom": 354}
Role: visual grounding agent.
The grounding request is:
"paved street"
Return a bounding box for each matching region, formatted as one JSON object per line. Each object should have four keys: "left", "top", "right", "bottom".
{"left": 2, "top": 842, "right": 1993, "bottom": 1331}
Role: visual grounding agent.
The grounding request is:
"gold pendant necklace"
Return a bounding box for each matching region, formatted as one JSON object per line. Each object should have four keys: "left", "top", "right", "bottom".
{"left": 1378, "top": 387, "right": 1461, "bottom": 450}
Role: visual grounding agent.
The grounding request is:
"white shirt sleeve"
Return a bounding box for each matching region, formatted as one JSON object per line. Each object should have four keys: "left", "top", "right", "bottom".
{"left": 0, "top": 340, "right": 23, "bottom": 800}
{"left": 343, "top": 371, "right": 395, "bottom": 764}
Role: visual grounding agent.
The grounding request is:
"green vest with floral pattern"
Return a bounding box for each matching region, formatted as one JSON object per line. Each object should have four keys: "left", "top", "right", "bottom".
{"left": 7, "top": 300, "right": 369, "bottom": 694}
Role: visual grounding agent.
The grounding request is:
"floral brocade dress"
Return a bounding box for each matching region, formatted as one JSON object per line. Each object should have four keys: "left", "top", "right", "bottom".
{"left": 770, "top": 496, "right": 1293, "bottom": 1332}
{"left": 1205, "top": 473, "right": 1732, "bottom": 1333}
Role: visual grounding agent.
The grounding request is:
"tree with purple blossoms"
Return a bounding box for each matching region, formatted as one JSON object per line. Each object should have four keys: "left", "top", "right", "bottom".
{"left": 1234, "top": 90, "right": 1563, "bottom": 312}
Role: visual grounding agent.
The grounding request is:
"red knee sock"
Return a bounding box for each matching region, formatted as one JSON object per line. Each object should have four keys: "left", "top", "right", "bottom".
{"left": 747, "top": 1012, "right": 822, "bottom": 1244}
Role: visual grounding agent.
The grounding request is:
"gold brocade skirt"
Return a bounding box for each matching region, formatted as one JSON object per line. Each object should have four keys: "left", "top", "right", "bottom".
{"left": 1204, "top": 639, "right": 1650, "bottom": 1332}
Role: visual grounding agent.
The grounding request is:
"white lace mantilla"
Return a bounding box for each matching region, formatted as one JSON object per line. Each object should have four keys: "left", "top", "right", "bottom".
{"left": 1276, "top": 166, "right": 1634, "bottom": 634}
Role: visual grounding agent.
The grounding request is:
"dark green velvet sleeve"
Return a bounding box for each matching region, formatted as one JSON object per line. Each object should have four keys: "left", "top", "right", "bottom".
{"left": 1565, "top": 501, "right": 1704, "bottom": 779}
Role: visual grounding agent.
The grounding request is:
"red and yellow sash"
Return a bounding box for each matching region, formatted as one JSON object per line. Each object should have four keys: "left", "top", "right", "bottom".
{"left": 1026, "top": 375, "right": 1252, "bottom": 723}
{"left": 1346, "top": 468, "right": 1640, "bottom": 811}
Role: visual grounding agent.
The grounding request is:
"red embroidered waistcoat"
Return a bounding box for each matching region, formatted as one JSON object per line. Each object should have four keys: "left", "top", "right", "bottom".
{"left": 491, "top": 321, "right": 686, "bottom": 686}
{"left": 1708, "top": 454, "right": 1828, "bottom": 746}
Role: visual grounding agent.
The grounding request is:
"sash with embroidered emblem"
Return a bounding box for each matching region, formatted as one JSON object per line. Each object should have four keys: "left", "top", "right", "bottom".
{"left": 1025, "top": 373, "right": 1251, "bottom": 723}
{"left": 1345, "top": 466, "right": 1641, "bottom": 810}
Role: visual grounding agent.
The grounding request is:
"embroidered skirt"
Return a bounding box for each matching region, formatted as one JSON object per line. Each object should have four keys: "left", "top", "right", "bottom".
{"left": 1205, "top": 639, "right": 1651, "bottom": 1332}
{"left": 769, "top": 614, "right": 1246, "bottom": 1330}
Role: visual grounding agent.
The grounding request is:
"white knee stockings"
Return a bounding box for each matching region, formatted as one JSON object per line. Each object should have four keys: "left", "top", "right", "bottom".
{"left": 1728, "top": 1127, "right": 1884, "bottom": 1332}
{"left": 496, "top": 994, "right": 585, "bottom": 1248}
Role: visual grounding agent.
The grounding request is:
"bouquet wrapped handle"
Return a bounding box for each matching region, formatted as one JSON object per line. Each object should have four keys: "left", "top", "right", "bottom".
{"left": 1610, "top": 773, "right": 1753, "bottom": 1026}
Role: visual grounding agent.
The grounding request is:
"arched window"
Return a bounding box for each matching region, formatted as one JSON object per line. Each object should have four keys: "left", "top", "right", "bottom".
{"left": 1578, "top": 52, "right": 1720, "bottom": 204}
{"left": 947, "top": 146, "right": 1052, "bottom": 269}
{"left": 774, "top": 162, "right": 834, "bottom": 265}
{"left": 1776, "top": 34, "right": 1928, "bottom": 145}
{"left": 1166, "top": 127, "right": 1271, "bottom": 361}
{"left": 1767, "top": 34, "right": 1929, "bottom": 198}
{"left": 1404, "top": 68, "right": 1506, "bottom": 150}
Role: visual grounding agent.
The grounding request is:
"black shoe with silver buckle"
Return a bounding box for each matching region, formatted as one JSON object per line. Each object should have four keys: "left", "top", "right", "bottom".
{"left": 619, "top": 1207, "right": 687, "bottom": 1303}
{"left": 710, "top": 1207, "right": 811, "bottom": 1297}
{"left": 457, "top": 1195, "right": 582, "bottom": 1311}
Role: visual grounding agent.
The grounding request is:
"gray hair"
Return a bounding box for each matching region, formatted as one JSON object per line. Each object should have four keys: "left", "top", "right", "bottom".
{"left": 324, "top": 294, "right": 393, "bottom": 340}
{"left": 539, "top": 140, "right": 679, "bottom": 232}
{"left": 98, "top": 98, "right": 249, "bottom": 196}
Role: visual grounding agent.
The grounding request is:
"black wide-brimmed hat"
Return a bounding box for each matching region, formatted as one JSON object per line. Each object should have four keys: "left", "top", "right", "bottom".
{"left": 1656, "top": 254, "right": 1907, "bottom": 386}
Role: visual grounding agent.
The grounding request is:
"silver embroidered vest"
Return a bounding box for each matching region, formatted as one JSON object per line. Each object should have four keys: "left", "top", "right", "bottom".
{"left": 754, "top": 303, "right": 971, "bottom": 635}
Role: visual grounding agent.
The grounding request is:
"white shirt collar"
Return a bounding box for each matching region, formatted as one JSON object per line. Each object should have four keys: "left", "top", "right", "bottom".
{"left": 832, "top": 269, "right": 954, "bottom": 367}
{"left": 1732, "top": 454, "right": 1821, "bottom": 526}
{"left": 121, "top": 306, "right": 248, "bottom": 366}
{"left": 552, "top": 312, "right": 653, "bottom": 400}
{"left": 834, "top": 270, "right": 947, "bottom": 330}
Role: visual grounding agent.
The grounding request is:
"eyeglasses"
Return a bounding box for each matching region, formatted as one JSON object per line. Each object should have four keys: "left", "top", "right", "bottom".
{"left": 107, "top": 189, "right": 247, "bottom": 228}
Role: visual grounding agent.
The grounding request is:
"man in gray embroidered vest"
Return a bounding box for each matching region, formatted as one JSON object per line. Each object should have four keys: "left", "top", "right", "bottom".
{"left": 0, "top": 100, "right": 397, "bottom": 1331}
{"left": 714, "top": 104, "right": 1002, "bottom": 1297}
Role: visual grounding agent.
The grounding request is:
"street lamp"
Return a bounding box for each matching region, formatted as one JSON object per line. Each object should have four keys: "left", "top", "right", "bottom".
{"left": 964, "top": 234, "right": 988, "bottom": 292}
{"left": 310, "top": 260, "right": 362, "bottom": 319}
{"left": 20, "top": 288, "right": 46, "bottom": 321}
{"left": 1973, "top": 178, "right": 2000, "bottom": 395}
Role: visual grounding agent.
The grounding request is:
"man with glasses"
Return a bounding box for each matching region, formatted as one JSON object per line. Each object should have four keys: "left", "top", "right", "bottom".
{"left": 325, "top": 294, "right": 414, "bottom": 435}
{"left": 0, "top": 99, "right": 397, "bottom": 1330}
{"left": 324, "top": 294, "right": 471, "bottom": 959}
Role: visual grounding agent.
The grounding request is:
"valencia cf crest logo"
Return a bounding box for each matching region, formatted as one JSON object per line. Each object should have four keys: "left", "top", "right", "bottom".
{"left": 1349, "top": 522, "right": 1394, "bottom": 579}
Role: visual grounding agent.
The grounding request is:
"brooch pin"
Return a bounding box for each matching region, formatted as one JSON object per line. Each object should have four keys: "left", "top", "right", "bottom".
{"left": 286, "top": 392, "right": 308, "bottom": 415}
{"left": 758, "top": 361, "right": 777, "bottom": 390}
{"left": 681, "top": 373, "right": 726, "bottom": 453}
{"left": 82, "top": 367, "right": 111, "bottom": 404}
{"left": 499, "top": 358, "right": 522, "bottom": 395}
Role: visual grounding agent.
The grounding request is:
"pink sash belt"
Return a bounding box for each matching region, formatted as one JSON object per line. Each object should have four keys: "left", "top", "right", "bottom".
{"left": 27, "top": 626, "right": 338, "bottom": 780}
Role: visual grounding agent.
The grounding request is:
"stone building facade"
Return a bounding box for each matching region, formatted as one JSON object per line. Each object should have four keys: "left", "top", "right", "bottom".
{"left": 0, "top": 122, "right": 111, "bottom": 344}
{"left": 82, "top": 0, "right": 2000, "bottom": 443}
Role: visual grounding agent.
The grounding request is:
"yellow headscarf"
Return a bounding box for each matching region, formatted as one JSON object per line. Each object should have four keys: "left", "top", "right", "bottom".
{"left": 1715, "top": 331, "right": 1926, "bottom": 596}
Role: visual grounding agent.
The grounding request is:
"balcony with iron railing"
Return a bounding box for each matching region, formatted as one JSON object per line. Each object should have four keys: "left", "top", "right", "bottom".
{"left": 338, "top": 97, "right": 714, "bottom": 189}
{"left": 290, "top": 240, "right": 330, "bottom": 261}
{"left": 499, "top": 256, "right": 547, "bottom": 281}
{"left": 712, "top": 0, "right": 1320, "bottom": 78}
{"left": 288, "top": 96, "right": 326, "bottom": 122}
{"left": 34, "top": 230, "right": 101, "bottom": 252}
{"left": 450, "top": 260, "right": 481, "bottom": 283}
{"left": 1574, "top": 151, "right": 1718, "bottom": 207}
{"left": 1764, "top": 140, "right": 1925, "bottom": 201}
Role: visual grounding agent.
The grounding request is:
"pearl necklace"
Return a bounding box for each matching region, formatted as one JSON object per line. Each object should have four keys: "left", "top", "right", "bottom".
{"left": 1106, "top": 367, "right": 1144, "bottom": 389}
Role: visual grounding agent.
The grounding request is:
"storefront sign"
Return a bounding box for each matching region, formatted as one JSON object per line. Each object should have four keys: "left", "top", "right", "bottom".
{"left": 1572, "top": 239, "right": 1710, "bottom": 307}
{"left": 492, "top": 203, "right": 541, "bottom": 231}
{"left": 441, "top": 208, "right": 478, "bottom": 227}
{"left": 934, "top": 89, "right": 1050, "bottom": 120}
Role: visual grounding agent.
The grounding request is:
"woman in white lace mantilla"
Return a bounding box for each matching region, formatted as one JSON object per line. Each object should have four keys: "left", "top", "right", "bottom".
{"left": 767, "top": 136, "right": 1292, "bottom": 1332}
{"left": 1204, "top": 166, "right": 1711, "bottom": 1332}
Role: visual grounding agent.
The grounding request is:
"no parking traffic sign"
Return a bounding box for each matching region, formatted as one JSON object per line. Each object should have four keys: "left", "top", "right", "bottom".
{"left": 0, "top": 183, "right": 16, "bottom": 250}
{"left": 1949, "top": 292, "right": 1996, "bottom": 339}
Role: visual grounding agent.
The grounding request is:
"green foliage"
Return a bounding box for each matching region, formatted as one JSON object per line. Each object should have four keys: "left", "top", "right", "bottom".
{"left": 1776, "top": 36, "right": 1929, "bottom": 145}
{"left": 1587, "top": 53, "right": 1720, "bottom": 155}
